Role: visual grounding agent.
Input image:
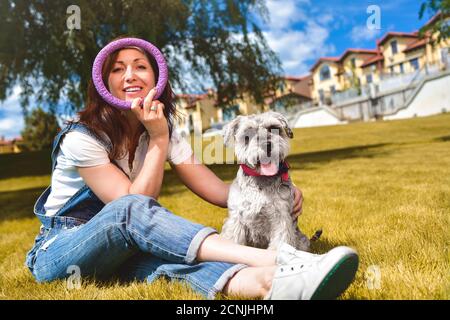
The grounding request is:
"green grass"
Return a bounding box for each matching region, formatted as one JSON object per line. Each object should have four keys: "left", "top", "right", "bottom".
{"left": 1, "top": 114, "right": 449, "bottom": 299}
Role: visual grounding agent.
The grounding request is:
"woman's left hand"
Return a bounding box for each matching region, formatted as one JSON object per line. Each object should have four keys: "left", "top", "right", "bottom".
{"left": 291, "top": 186, "right": 303, "bottom": 221}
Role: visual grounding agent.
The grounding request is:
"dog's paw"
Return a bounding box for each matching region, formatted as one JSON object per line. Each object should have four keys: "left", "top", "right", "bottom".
{"left": 297, "top": 235, "right": 311, "bottom": 252}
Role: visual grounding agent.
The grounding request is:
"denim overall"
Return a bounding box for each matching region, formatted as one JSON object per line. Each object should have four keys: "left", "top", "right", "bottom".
{"left": 25, "top": 122, "right": 246, "bottom": 299}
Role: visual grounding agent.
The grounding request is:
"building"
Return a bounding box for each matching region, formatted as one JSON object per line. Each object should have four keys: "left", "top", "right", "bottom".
{"left": 309, "top": 57, "right": 341, "bottom": 105}
{"left": 380, "top": 13, "right": 450, "bottom": 77}
{"left": 266, "top": 75, "right": 313, "bottom": 112}
{"left": 309, "top": 12, "right": 449, "bottom": 106}
{"left": 175, "top": 12, "right": 448, "bottom": 128}
{"left": 0, "top": 136, "right": 22, "bottom": 154}
{"left": 175, "top": 91, "right": 219, "bottom": 135}
{"left": 360, "top": 53, "right": 384, "bottom": 86}
{"left": 337, "top": 49, "right": 379, "bottom": 88}
{"left": 378, "top": 32, "right": 423, "bottom": 76}
{"left": 175, "top": 75, "right": 313, "bottom": 134}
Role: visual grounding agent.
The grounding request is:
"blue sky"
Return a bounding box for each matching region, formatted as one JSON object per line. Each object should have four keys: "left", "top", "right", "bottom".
{"left": 258, "top": 0, "right": 427, "bottom": 76}
{"left": 0, "top": 0, "right": 433, "bottom": 139}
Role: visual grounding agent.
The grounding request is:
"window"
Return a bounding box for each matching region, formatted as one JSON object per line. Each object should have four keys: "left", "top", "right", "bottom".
{"left": 318, "top": 89, "right": 325, "bottom": 103}
{"left": 351, "top": 58, "right": 356, "bottom": 68}
{"left": 320, "top": 65, "right": 331, "bottom": 81}
{"left": 391, "top": 40, "right": 398, "bottom": 55}
{"left": 399, "top": 62, "right": 404, "bottom": 74}
{"left": 390, "top": 66, "right": 395, "bottom": 75}
{"left": 441, "top": 48, "right": 449, "bottom": 64}
{"left": 410, "top": 58, "right": 420, "bottom": 71}
{"left": 223, "top": 105, "right": 240, "bottom": 122}
{"left": 330, "top": 86, "right": 336, "bottom": 95}
{"left": 366, "top": 74, "right": 373, "bottom": 84}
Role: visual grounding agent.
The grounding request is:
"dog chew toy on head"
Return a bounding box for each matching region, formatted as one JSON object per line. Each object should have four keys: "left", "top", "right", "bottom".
{"left": 92, "top": 37, "right": 168, "bottom": 110}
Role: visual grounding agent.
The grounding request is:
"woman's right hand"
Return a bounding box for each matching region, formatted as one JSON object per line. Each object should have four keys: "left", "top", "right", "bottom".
{"left": 131, "top": 88, "right": 169, "bottom": 140}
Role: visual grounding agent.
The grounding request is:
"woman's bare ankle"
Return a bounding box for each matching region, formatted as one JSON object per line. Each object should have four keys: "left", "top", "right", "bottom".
{"left": 260, "top": 266, "right": 276, "bottom": 297}
{"left": 223, "top": 267, "right": 276, "bottom": 299}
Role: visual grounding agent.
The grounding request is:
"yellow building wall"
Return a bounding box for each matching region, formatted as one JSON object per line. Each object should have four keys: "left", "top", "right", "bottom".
{"left": 361, "top": 64, "right": 381, "bottom": 86}
{"left": 176, "top": 96, "right": 218, "bottom": 133}
{"left": 403, "top": 47, "right": 428, "bottom": 73}
{"left": 0, "top": 144, "right": 21, "bottom": 154}
{"left": 381, "top": 37, "right": 422, "bottom": 74}
{"left": 340, "top": 53, "right": 378, "bottom": 89}
{"left": 196, "top": 97, "right": 221, "bottom": 132}
{"left": 429, "top": 30, "right": 450, "bottom": 69}
{"left": 382, "top": 34, "right": 449, "bottom": 76}
{"left": 311, "top": 62, "right": 341, "bottom": 104}
{"left": 234, "top": 93, "right": 265, "bottom": 115}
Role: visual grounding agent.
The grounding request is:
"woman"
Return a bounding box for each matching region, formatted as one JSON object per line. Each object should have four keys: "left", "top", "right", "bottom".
{"left": 25, "top": 38, "right": 359, "bottom": 300}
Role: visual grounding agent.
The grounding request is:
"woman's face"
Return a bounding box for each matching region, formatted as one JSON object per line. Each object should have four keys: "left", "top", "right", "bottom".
{"left": 107, "top": 48, "right": 156, "bottom": 102}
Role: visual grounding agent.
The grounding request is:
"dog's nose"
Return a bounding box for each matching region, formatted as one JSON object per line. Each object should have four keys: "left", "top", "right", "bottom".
{"left": 266, "top": 142, "right": 272, "bottom": 156}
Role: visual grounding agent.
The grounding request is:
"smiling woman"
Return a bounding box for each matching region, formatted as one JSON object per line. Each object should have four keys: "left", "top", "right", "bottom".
{"left": 78, "top": 38, "right": 178, "bottom": 161}
{"left": 108, "top": 50, "right": 156, "bottom": 101}
{"left": 91, "top": 38, "right": 169, "bottom": 110}
{"left": 23, "top": 36, "right": 357, "bottom": 301}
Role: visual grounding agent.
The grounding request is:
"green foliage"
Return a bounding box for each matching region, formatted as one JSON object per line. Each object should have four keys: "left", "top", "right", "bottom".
{"left": 20, "top": 107, "right": 60, "bottom": 151}
{"left": 419, "top": 0, "right": 450, "bottom": 44}
{"left": 0, "top": 0, "right": 282, "bottom": 113}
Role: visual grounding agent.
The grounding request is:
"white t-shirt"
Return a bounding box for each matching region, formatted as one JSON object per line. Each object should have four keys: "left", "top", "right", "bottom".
{"left": 44, "top": 129, "right": 193, "bottom": 216}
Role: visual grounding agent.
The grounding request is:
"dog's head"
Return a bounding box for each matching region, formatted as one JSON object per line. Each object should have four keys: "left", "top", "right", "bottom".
{"left": 223, "top": 111, "right": 293, "bottom": 174}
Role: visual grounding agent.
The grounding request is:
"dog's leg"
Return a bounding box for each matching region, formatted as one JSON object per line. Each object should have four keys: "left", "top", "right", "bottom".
{"left": 268, "top": 217, "right": 310, "bottom": 251}
{"left": 220, "top": 215, "right": 248, "bottom": 246}
{"left": 295, "top": 229, "right": 311, "bottom": 252}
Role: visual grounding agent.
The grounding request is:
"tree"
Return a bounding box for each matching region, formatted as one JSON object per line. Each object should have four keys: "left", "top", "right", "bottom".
{"left": 20, "top": 107, "right": 60, "bottom": 151}
{"left": 419, "top": 0, "right": 450, "bottom": 44}
{"left": 0, "top": 0, "right": 283, "bottom": 114}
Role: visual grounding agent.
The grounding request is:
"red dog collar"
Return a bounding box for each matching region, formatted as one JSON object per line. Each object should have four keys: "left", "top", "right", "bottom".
{"left": 241, "top": 161, "right": 290, "bottom": 182}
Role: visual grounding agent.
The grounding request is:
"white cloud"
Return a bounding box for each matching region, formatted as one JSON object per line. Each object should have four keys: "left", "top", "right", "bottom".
{"left": 265, "top": 0, "right": 309, "bottom": 30}
{"left": 0, "top": 118, "right": 21, "bottom": 132}
{"left": 350, "top": 25, "right": 382, "bottom": 43}
{"left": 261, "top": 1, "right": 336, "bottom": 75}
{"left": 0, "top": 85, "right": 25, "bottom": 139}
{"left": 0, "top": 111, "right": 24, "bottom": 139}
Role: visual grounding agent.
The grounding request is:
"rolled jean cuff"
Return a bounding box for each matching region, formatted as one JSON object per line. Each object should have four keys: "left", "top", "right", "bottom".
{"left": 208, "top": 263, "right": 248, "bottom": 300}
{"left": 185, "top": 226, "right": 218, "bottom": 264}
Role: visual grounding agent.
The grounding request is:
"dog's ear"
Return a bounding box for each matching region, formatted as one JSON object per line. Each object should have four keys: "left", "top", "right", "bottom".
{"left": 223, "top": 116, "right": 243, "bottom": 147}
{"left": 270, "top": 111, "right": 294, "bottom": 139}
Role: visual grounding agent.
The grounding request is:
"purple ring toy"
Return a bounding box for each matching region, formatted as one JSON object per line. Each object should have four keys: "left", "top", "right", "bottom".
{"left": 92, "top": 38, "right": 168, "bottom": 110}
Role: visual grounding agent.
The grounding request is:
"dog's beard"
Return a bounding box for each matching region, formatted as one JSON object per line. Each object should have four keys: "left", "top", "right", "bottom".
{"left": 243, "top": 155, "right": 282, "bottom": 176}
{"left": 236, "top": 133, "right": 289, "bottom": 175}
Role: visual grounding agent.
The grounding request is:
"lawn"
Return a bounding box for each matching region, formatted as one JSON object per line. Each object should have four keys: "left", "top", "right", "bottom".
{"left": 1, "top": 113, "right": 449, "bottom": 299}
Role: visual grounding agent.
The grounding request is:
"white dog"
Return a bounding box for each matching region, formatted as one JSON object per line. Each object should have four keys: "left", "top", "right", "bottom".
{"left": 220, "top": 111, "right": 316, "bottom": 251}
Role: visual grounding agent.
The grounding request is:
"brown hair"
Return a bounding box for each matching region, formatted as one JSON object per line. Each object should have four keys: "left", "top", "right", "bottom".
{"left": 77, "top": 37, "right": 179, "bottom": 161}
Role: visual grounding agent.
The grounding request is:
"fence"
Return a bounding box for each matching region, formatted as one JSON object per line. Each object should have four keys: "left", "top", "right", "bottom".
{"left": 332, "top": 63, "right": 446, "bottom": 121}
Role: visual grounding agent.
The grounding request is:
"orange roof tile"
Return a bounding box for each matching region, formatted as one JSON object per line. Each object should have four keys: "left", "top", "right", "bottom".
{"left": 361, "top": 54, "right": 384, "bottom": 68}
{"left": 339, "top": 48, "right": 379, "bottom": 62}
{"left": 403, "top": 38, "right": 428, "bottom": 53}
{"left": 378, "top": 32, "right": 418, "bottom": 46}
{"left": 310, "top": 57, "right": 340, "bottom": 72}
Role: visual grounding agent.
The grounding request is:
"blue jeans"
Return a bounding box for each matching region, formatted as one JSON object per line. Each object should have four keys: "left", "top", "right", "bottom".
{"left": 26, "top": 194, "right": 247, "bottom": 299}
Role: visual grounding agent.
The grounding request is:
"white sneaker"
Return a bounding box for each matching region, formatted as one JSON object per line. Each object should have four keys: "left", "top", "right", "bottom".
{"left": 266, "top": 245, "right": 359, "bottom": 300}
{"left": 276, "top": 242, "right": 322, "bottom": 265}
